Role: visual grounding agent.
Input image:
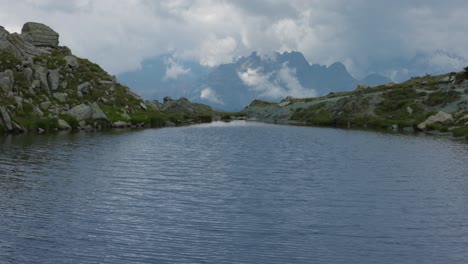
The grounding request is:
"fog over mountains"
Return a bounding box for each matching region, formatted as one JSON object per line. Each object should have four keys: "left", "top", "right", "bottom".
{"left": 119, "top": 51, "right": 393, "bottom": 111}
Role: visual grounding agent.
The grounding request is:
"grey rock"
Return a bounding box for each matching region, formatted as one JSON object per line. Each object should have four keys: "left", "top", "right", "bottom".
{"left": 40, "top": 101, "right": 51, "bottom": 110}
{"left": 12, "top": 121, "right": 25, "bottom": 133}
{"left": 47, "top": 69, "right": 60, "bottom": 91}
{"left": 53, "top": 92, "right": 68, "bottom": 103}
{"left": 67, "top": 104, "right": 92, "bottom": 121}
{"left": 164, "top": 96, "right": 173, "bottom": 103}
{"left": 33, "top": 106, "right": 44, "bottom": 117}
{"left": 417, "top": 111, "right": 453, "bottom": 130}
{"left": 34, "top": 65, "right": 50, "bottom": 93}
{"left": 355, "top": 84, "right": 369, "bottom": 91}
{"left": 90, "top": 102, "right": 108, "bottom": 120}
{"left": 145, "top": 100, "right": 160, "bottom": 111}
{"left": 112, "top": 121, "right": 129, "bottom": 128}
{"left": 0, "top": 70, "right": 14, "bottom": 93}
{"left": 0, "top": 107, "right": 13, "bottom": 131}
{"left": 23, "top": 67, "right": 33, "bottom": 83}
{"left": 99, "top": 80, "right": 113, "bottom": 85}
{"left": 165, "top": 121, "right": 176, "bottom": 127}
{"left": 14, "top": 96, "right": 23, "bottom": 109}
{"left": 38, "top": 128, "right": 45, "bottom": 133}
{"left": 121, "top": 112, "right": 131, "bottom": 120}
{"left": 125, "top": 87, "right": 143, "bottom": 100}
{"left": 21, "top": 22, "right": 59, "bottom": 48}
{"left": 77, "top": 91, "right": 83, "bottom": 98}
{"left": 58, "top": 119, "right": 71, "bottom": 130}
{"left": 31, "top": 79, "right": 41, "bottom": 90}
{"left": 48, "top": 106, "right": 61, "bottom": 115}
{"left": 139, "top": 102, "right": 147, "bottom": 111}
{"left": 77, "top": 82, "right": 91, "bottom": 94}
{"left": 78, "top": 120, "right": 86, "bottom": 128}
{"left": 407, "top": 106, "right": 414, "bottom": 115}
{"left": 60, "top": 81, "right": 67, "bottom": 89}
{"left": 64, "top": 55, "right": 79, "bottom": 68}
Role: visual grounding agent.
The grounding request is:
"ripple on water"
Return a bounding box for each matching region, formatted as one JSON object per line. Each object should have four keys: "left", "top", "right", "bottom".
{"left": 1, "top": 122, "right": 468, "bottom": 263}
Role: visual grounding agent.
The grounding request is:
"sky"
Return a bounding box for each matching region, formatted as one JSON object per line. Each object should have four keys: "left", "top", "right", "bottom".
{"left": 1, "top": 0, "right": 468, "bottom": 80}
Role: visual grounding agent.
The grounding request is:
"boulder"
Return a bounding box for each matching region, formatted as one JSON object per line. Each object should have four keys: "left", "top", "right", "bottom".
{"left": 112, "top": 121, "right": 129, "bottom": 128}
{"left": 0, "top": 70, "right": 14, "bottom": 93}
{"left": 0, "top": 107, "right": 13, "bottom": 131}
{"left": 53, "top": 92, "right": 68, "bottom": 103}
{"left": 145, "top": 100, "right": 160, "bottom": 111}
{"left": 163, "top": 96, "right": 173, "bottom": 104}
{"left": 407, "top": 106, "right": 414, "bottom": 115}
{"left": 77, "top": 82, "right": 91, "bottom": 94}
{"left": 355, "top": 84, "right": 369, "bottom": 92}
{"left": 417, "top": 111, "right": 454, "bottom": 130}
{"left": 21, "top": 22, "right": 59, "bottom": 48}
{"left": 33, "top": 106, "right": 44, "bottom": 117}
{"left": 67, "top": 104, "right": 92, "bottom": 121}
{"left": 58, "top": 119, "right": 71, "bottom": 130}
{"left": 90, "top": 102, "right": 108, "bottom": 120}
{"left": 165, "top": 121, "right": 176, "bottom": 127}
{"left": 47, "top": 69, "right": 60, "bottom": 91}
{"left": 40, "top": 101, "right": 51, "bottom": 110}
{"left": 121, "top": 112, "right": 131, "bottom": 120}
{"left": 34, "top": 65, "right": 50, "bottom": 93}
{"left": 23, "top": 67, "right": 33, "bottom": 83}
{"left": 139, "top": 102, "right": 147, "bottom": 111}
{"left": 64, "top": 55, "right": 79, "bottom": 68}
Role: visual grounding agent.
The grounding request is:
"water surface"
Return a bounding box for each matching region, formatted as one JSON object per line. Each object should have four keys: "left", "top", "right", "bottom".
{"left": 1, "top": 121, "right": 467, "bottom": 263}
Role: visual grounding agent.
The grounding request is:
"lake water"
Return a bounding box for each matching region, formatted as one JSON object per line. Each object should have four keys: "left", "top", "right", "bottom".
{"left": 0, "top": 121, "right": 467, "bottom": 264}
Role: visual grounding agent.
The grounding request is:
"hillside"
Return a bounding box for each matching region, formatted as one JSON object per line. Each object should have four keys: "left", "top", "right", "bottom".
{"left": 0, "top": 22, "right": 217, "bottom": 134}
{"left": 242, "top": 69, "right": 468, "bottom": 140}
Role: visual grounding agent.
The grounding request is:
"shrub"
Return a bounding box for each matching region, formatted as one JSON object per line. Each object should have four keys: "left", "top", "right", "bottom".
{"left": 452, "top": 127, "right": 468, "bottom": 138}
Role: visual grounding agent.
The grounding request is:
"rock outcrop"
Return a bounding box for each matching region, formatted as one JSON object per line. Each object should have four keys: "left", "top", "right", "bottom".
{"left": 0, "top": 22, "right": 216, "bottom": 134}
{"left": 21, "top": 22, "right": 59, "bottom": 48}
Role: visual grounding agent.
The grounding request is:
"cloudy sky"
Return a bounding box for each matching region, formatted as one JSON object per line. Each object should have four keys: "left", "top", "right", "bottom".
{"left": 1, "top": 0, "right": 467, "bottom": 80}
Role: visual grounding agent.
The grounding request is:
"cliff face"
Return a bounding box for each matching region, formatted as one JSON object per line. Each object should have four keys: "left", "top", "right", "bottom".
{"left": 243, "top": 70, "right": 468, "bottom": 140}
{"left": 0, "top": 22, "right": 215, "bottom": 133}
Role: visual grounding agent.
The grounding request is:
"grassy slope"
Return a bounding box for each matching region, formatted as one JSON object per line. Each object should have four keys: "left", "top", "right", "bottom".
{"left": 242, "top": 72, "right": 468, "bottom": 140}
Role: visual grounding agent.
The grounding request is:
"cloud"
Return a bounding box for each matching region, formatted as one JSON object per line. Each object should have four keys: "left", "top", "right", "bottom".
{"left": 200, "top": 87, "right": 224, "bottom": 105}
{"left": 0, "top": 0, "right": 467, "bottom": 79}
{"left": 237, "top": 63, "right": 316, "bottom": 99}
{"left": 163, "top": 57, "right": 190, "bottom": 81}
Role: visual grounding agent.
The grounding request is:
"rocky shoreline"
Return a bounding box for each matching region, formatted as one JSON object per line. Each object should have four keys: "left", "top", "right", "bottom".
{"left": 0, "top": 22, "right": 218, "bottom": 135}
{"left": 242, "top": 70, "right": 468, "bottom": 141}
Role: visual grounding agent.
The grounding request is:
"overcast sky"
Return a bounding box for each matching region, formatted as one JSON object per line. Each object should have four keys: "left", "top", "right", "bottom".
{"left": 1, "top": 0, "right": 467, "bottom": 79}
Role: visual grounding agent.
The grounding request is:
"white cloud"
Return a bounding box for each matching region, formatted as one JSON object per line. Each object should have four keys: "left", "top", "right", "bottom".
{"left": 0, "top": 0, "right": 467, "bottom": 78}
{"left": 163, "top": 57, "right": 190, "bottom": 81}
{"left": 200, "top": 87, "right": 224, "bottom": 105}
{"left": 237, "top": 63, "right": 316, "bottom": 99}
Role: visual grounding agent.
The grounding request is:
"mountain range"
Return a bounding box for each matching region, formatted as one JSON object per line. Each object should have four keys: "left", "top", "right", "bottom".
{"left": 118, "top": 51, "right": 392, "bottom": 111}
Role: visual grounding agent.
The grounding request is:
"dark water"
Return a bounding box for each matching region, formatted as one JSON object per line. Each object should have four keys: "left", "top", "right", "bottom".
{"left": 1, "top": 121, "right": 467, "bottom": 264}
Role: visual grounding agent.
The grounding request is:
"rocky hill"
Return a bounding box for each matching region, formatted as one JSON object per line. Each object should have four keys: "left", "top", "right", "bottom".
{"left": 0, "top": 22, "right": 216, "bottom": 134}
{"left": 242, "top": 69, "right": 468, "bottom": 140}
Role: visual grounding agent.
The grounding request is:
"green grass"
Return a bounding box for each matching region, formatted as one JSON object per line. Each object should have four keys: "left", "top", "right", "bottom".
{"left": 452, "top": 126, "right": 468, "bottom": 138}
{"left": 425, "top": 91, "right": 460, "bottom": 106}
